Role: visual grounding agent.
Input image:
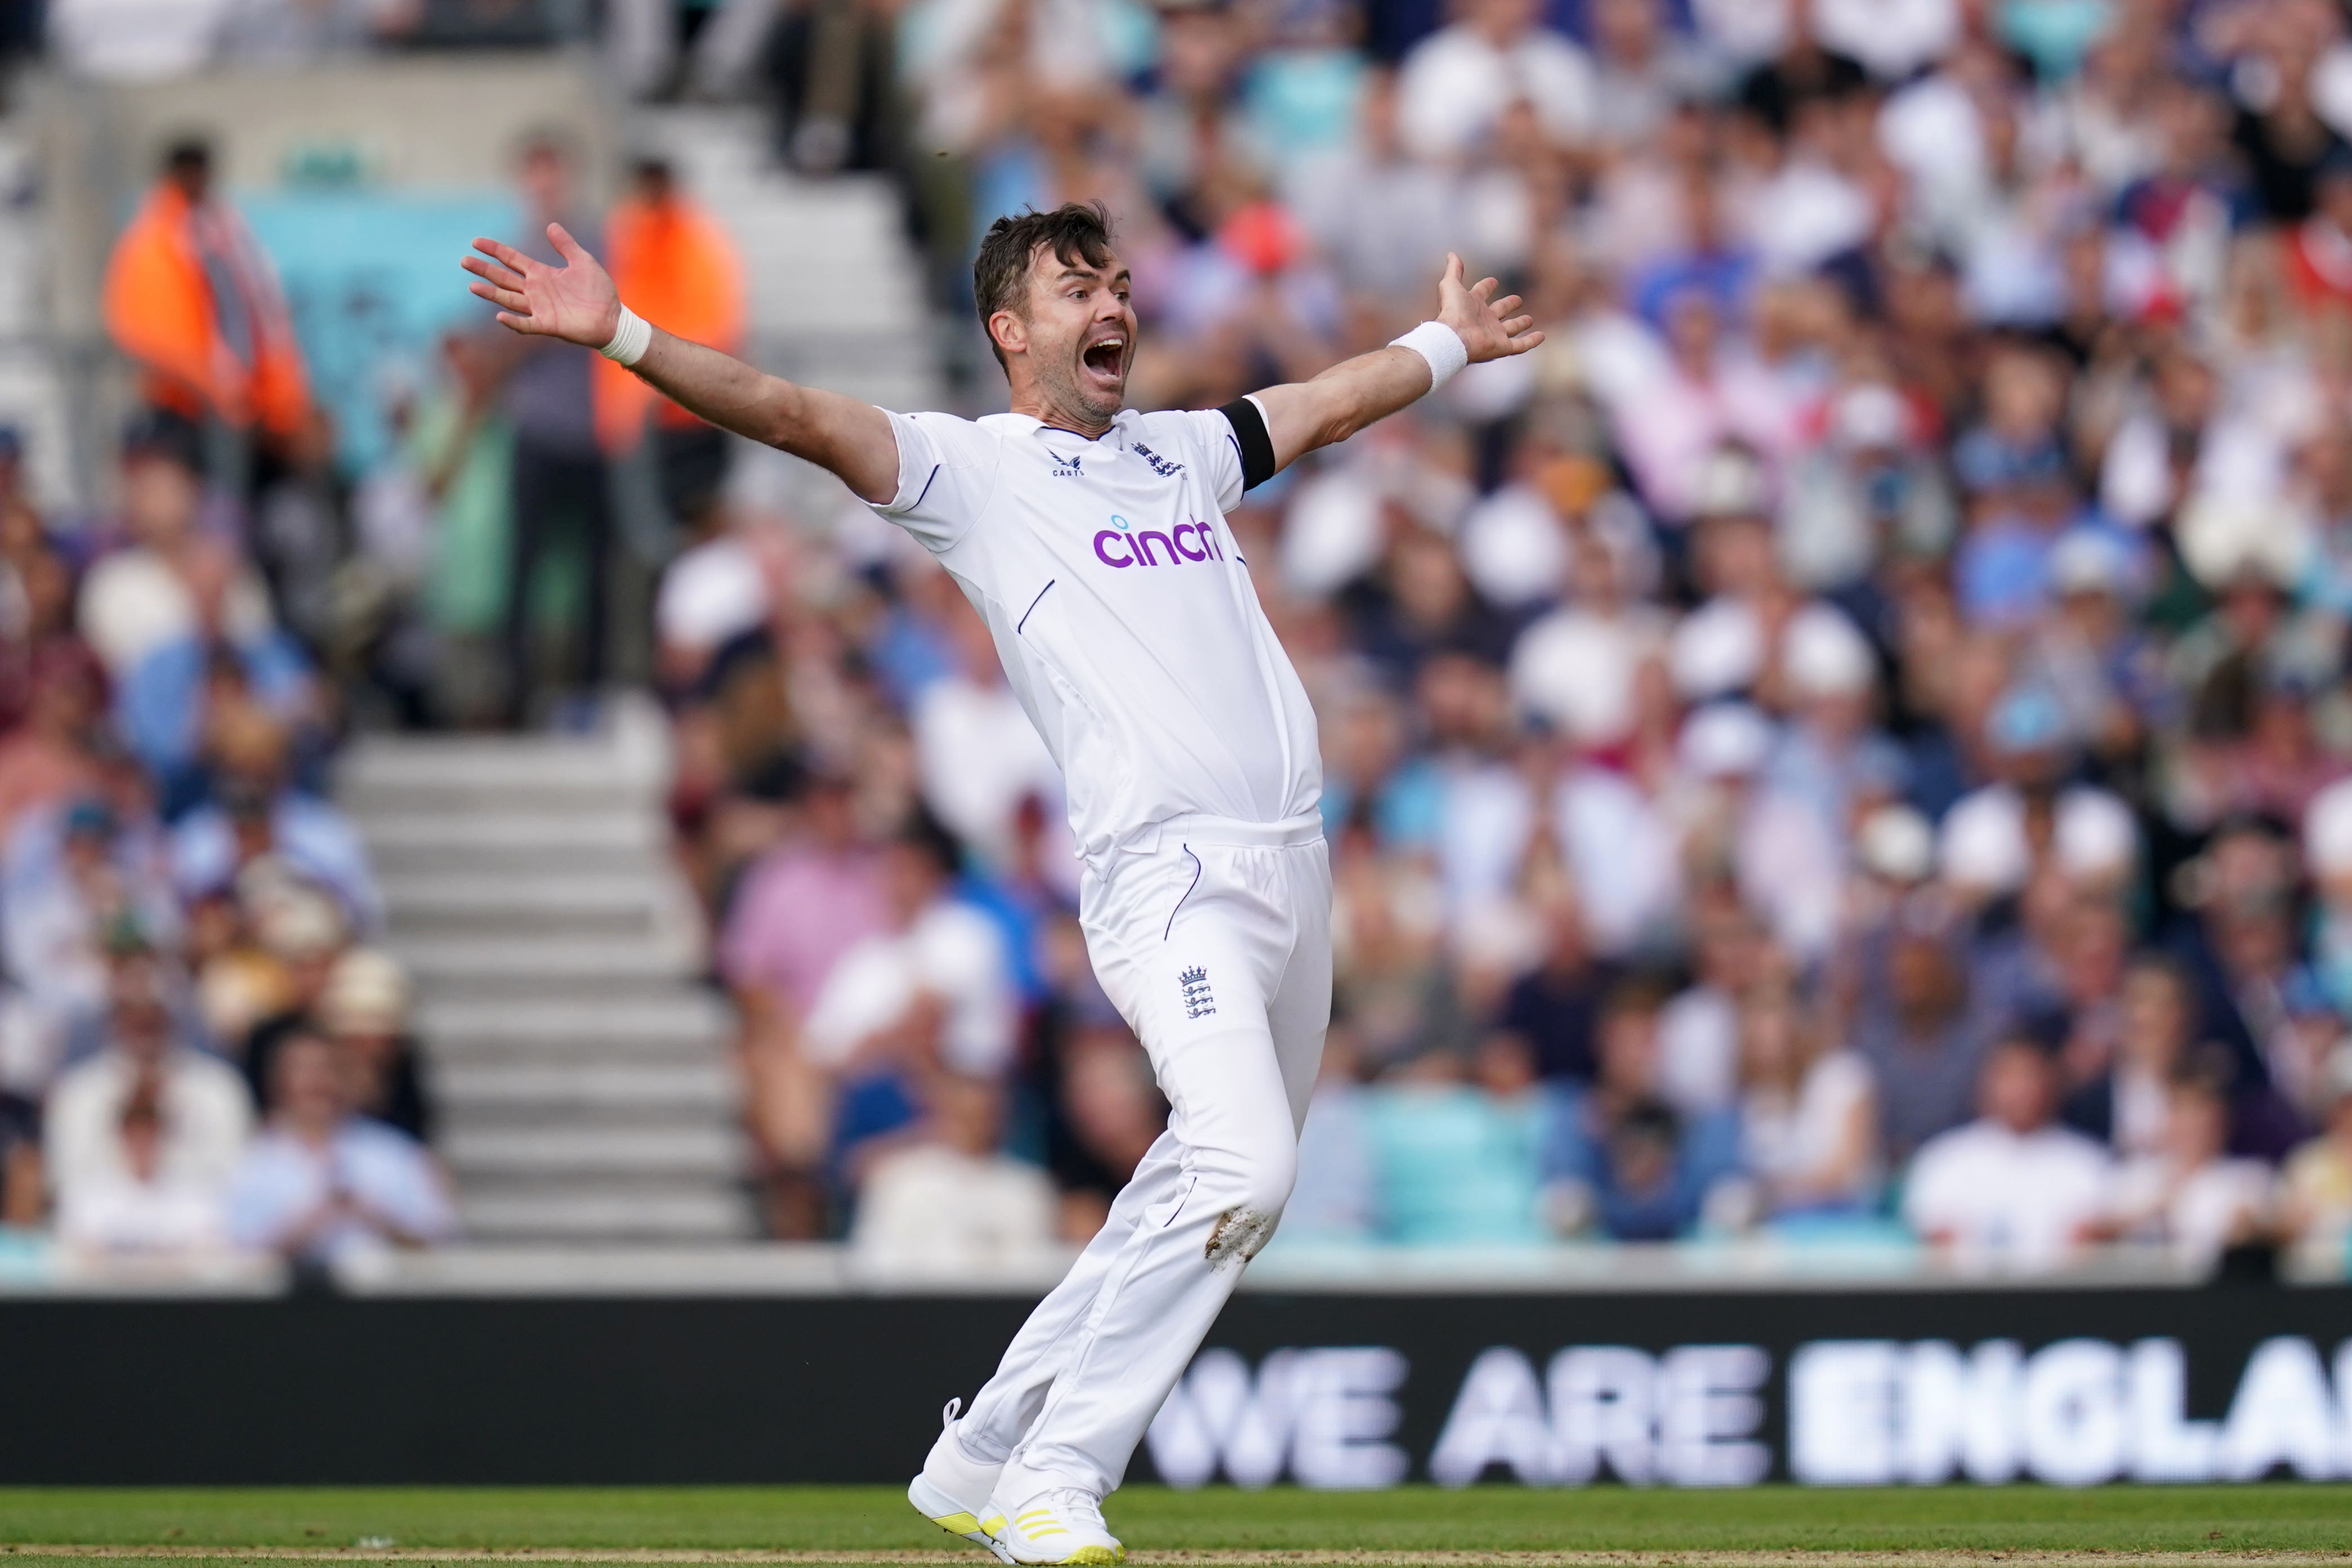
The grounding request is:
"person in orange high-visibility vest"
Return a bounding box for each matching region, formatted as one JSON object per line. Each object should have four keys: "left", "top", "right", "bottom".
{"left": 101, "top": 140, "right": 312, "bottom": 464}
{"left": 593, "top": 157, "right": 746, "bottom": 525}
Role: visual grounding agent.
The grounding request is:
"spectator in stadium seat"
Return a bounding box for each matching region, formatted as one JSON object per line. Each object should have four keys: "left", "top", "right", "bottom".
{"left": 316, "top": 948, "right": 431, "bottom": 1145}
{"left": 115, "top": 556, "right": 322, "bottom": 820}
{"left": 1849, "top": 895, "right": 1995, "bottom": 1164}
{"left": 0, "top": 643, "right": 106, "bottom": 850}
{"left": 1328, "top": 815, "right": 1470, "bottom": 1074}
{"left": 592, "top": 157, "right": 744, "bottom": 526}
{"left": 1396, "top": 0, "right": 1595, "bottom": 161}
{"left": 53, "top": 1069, "right": 231, "bottom": 1263}
{"left": 806, "top": 815, "right": 1018, "bottom": 1084}
{"left": 46, "top": 948, "right": 251, "bottom": 1207}
{"left": 2063, "top": 953, "right": 2204, "bottom": 1159}
{"left": 76, "top": 420, "right": 277, "bottom": 686}
{"left": 169, "top": 716, "right": 380, "bottom": 931}
{"left": 2107, "top": 1057, "right": 2277, "bottom": 1268}
{"left": 1655, "top": 904, "right": 1769, "bottom": 1119}
{"left": 810, "top": 815, "right": 1019, "bottom": 1211}
{"left": 488, "top": 132, "right": 613, "bottom": 725}
{"left": 912, "top": 592, "right": 1061, "bottom": 873}
{"left": 225, "top": 1026, "right": 454, "bottom": 1264}
{"left": 0, "top": 498, "right": 81, "bottom": 738}
{"left": 3, "top": 794, "right": 184, "bottom": 1050}
{"left": 1903, "top": 1034, "right": 2114, "bottom": 1272}
{"left": 1733, "top": 979, "right": 1878, "bottom": 1219}
{"left": 1493, "top": 870, "right": 1622, "bottom": 1086}
{"left": 2281, "top": 1043, "right": 2352, "bottom": 1263}
{"left": 404, "top": 328, "right": 518, "bottom": 727}
{"left": 1541, "top": 978, "right": 1743, "bottom": 1239}
{"left": 720, "top": 763, "right": 890, "bottom": 1018}
{"left": 849, "top": 1074, "right": 1057, "bottom": 1279}
{"left": 99, "top": 141, "right": 311, "bottom": 467}
{"left": 231, "top": 881, "right": 354, "bottom": 1087}
{"left": 1287, "top": 68, "right": 1458, "bottom": 305}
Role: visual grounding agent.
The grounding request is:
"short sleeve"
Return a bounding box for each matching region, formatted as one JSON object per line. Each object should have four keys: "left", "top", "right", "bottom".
{"left": 871, "top": 410, "right": 1002, "bottom": 552}
{"left": 1166, "top": 407, "right": 1249, "bottom": 512}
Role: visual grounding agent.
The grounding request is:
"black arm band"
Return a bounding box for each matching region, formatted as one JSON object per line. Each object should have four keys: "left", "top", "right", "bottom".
{"left": 1218, "top": 396, "right": 1278, "bottom": 492}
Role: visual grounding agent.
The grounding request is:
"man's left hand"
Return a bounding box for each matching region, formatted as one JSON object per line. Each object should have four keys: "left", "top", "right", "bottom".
{"left": 1435, "top": 253, "right": 1545, "bottom": 364}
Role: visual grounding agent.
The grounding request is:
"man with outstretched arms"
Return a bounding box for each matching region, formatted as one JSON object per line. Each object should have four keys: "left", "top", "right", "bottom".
{"left": 462, "top": 203, "right": 1539, "bottom": 1564}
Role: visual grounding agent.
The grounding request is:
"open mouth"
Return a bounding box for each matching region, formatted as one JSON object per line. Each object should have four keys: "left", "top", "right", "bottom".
{"left": 1081, "top": 334, "right": 1127, "bottom": 385}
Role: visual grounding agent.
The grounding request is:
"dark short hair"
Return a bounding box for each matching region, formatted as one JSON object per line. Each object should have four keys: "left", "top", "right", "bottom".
{"left": 163, "top": 138, "right": 211, "bottom": 178}
{"left": 972, "top": 202, "right": 1115, "bottom": 371}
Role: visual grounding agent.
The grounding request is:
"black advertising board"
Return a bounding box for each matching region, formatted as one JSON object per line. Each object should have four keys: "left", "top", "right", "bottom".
{"left": 0, "top": 1284, "right": 2345, "bottom": 1484}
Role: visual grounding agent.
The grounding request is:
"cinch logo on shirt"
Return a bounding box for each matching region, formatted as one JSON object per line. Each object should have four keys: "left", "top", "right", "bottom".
{"left": 1095, "top": 513, "right": 1225, "bottom": 569}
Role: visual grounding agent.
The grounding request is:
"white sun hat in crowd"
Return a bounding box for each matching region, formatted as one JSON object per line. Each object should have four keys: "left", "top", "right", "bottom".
{"left": 2305, "top": 776, "right": 2352, "bottom": 878}
{"left": 1677, "top": 702, "right": 1777, "bottom": 781}
{"left": 2175, "top": 492, "right": 2313, "bottom": 590}
{"left": 1782, "top": 603, "right": 1876, "bottom": 700}
{"left": 1859, "top": 803, "right": 1936, "bottom": 884}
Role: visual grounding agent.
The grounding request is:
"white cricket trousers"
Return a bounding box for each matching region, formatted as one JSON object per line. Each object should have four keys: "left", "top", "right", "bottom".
{"left": 956, "top": 811, "right": 1332, "bottom": 1501}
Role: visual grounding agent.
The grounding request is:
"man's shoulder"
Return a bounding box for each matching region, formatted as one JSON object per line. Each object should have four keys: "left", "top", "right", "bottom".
{"left": 2027, "top": 1124, "right": 2114, "bottom": 1175}
{"left": 1128, "top": 405, "right": 1225, "bottom": 456}
{"left": 922, "top": 410, "right": 1016, "bottom": 441}
{"left": 896, "top": 409, "right": 1012, "bottom": 468}
{"left": 1911, "top": 1118, "right": 1998, "bottom": 1172}
{"left": 169, "top": 1048, "right": 253, "bottom": 1104}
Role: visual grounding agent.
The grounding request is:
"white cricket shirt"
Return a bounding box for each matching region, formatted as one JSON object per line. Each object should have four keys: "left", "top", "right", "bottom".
{"left": 872, "top": 407, "right": 1322, "bottom": 861}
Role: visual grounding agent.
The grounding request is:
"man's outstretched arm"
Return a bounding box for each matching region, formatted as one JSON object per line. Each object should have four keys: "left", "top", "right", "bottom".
{"left": 1246, "top": 254, "right": 1542, "bottom": 476}
{"left": 462, "top": 225, "right": 900, "bottom": 504}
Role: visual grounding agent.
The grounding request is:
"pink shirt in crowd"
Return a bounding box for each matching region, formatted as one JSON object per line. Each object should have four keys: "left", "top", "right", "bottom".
{"left": 718, "top": 844, "right": 890, "bottom": 1013}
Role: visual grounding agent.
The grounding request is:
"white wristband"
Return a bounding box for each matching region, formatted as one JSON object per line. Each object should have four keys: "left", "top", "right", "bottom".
{"left": 599, "top": 305, "right": 652, "bottom": 368}
{"left": 1390, "top": 320, "right": 1469, "bottom": 392}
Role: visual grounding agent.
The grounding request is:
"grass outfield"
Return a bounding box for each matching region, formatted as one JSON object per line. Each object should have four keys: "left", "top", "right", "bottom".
{"left": 0, "top": 1486, "right": 2349, "bottom": 1563}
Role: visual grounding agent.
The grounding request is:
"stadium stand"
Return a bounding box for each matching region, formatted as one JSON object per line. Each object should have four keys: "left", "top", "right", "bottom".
{"left": 6, "top": 0, "right": 2352, "bottom": 1302}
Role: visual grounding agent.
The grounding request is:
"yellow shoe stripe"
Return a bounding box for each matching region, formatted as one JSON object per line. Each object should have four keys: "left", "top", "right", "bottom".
{"left": 980, "top": 1515, "right": 1006, "bottom": 1536}
{"left": 925, "top": 1511, "right": 980, "bottom": 1535}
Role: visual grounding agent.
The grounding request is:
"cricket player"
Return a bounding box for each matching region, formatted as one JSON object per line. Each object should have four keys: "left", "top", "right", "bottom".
{"left": 462, "top": 201, "right": 1539, "bottom": 1563}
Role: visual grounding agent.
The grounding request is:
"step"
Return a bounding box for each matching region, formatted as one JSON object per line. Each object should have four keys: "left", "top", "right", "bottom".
{"left": 456, "top": 1185, "right": 758, "bottom": 1242}
{"left": 343, "top": 779, "right": 650, "bottom": 819}
{"left": 359, "top": 812, "right": 661, "bottom": 851}
{"left": 442, "top": 1123, "right": 743, "bottom": 1178}
{"left": 360, "top": 814, "right": 668, "bottom": 875}
{"left": 432, "top": 1061, "right": 736, "bottom": 1114}
{"left": 381, "top": 872, "right": 673, "bottom": 938}
{"left": 340, "top": 740, "right": 650, "bottom": 790}
{"left": 389, "top": 935, "right": 698, "bottom": 986}
{"left": 421, "top": 1001, "right": 734, "bottom": 1062}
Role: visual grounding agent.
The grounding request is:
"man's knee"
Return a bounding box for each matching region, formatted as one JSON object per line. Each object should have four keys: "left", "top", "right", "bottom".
{"left": 1194, "top": 1123, "right": 1296, "bottom": 1260}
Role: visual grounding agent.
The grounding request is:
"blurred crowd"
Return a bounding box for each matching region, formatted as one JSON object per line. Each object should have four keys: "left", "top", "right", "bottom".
{"left": 662, "top": 0, "right": 2352, "bottom": 1280}
{"left": 34, "top": 0, "right": 2352, "bottom": 1280}
{"left": 0, "top": 127, "right": 456, "bottom": 1275}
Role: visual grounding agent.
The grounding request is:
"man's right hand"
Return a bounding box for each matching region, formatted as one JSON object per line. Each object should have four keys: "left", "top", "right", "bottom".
{"left": 461, "top": 224, "right": 621, "bottom": 348}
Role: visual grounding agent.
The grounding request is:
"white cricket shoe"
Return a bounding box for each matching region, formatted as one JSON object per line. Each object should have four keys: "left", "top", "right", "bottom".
{"left": 905, "top": 1399, "right": 1005, "bottom": 1553}
{"left": 980, "top": 1487, "right": 1124, "bottom": 1565}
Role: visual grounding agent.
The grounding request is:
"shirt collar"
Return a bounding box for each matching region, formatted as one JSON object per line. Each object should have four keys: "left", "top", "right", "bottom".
{"left": 999, "top": 410, "right": 1132, "bottom": 450}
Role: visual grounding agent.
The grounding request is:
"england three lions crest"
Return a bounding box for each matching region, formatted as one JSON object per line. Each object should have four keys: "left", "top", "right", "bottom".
{"left": 1179, "top": 965, "right": 1216, "bottom": 1020}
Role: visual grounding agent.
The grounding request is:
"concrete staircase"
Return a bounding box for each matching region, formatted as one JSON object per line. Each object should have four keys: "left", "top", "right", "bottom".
{"left": 341, "top": 699, "right": 758, "bottom": 1244}
{"left": 630, "top": 106, "right": 947, "bottom": 518}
